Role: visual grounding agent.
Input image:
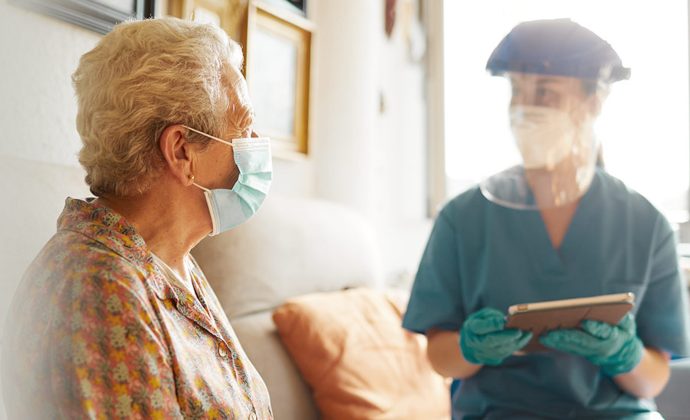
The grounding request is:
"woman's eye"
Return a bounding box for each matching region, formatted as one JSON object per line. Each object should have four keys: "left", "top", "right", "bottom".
{"left": 535, "top": 88, "right": 561, "bottom": 106}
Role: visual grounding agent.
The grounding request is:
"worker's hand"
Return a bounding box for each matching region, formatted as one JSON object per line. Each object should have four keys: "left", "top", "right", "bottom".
{"left": 540, "top": 314, "right": 643, "bottom": 376}
{"left": 460, "top": 308, "right": 532, "bottom": 366}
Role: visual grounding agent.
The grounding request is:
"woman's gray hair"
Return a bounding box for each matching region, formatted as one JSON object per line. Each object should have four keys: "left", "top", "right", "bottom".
{"left": 73, "top": 17, "right": 253, "bottom": 197}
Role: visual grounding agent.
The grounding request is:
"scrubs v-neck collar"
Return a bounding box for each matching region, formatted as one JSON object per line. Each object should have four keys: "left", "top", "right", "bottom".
{"left": 519, "top": 172, "right": 601, "bottom": 279}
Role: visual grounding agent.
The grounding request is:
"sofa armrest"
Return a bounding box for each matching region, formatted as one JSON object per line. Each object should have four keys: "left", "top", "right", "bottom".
{"left": 231, "top": 311, "right": 319, "bottom": 420}
{"left": 656, "top": 358, "right": 690, "bottom": 419}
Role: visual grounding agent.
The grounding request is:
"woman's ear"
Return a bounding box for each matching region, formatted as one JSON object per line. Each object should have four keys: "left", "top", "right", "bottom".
{"left": 159, "top": 125, "right": 196, "bottom": 186}
{"left": 572, "top": 94, "right": 602, "bottom": 125}
{"left": 587, "top": 94, "right": 604, "bottom": 118}
{"left": 586, "top": 84, "right": 611, "bottom": 119}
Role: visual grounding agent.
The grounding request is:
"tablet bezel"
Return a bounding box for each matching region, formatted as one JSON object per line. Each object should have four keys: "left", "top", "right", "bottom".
{"left": 508, "top": 292, "right": 635, "bottom": 315}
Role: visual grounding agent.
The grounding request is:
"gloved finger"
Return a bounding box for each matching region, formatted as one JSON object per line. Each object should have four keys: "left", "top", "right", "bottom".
{"left": 540, "top": 329, "right": 602, "bottom": 354}
{"left": 480, "top": 329, "right": 526, "bottom": 348}
{"left": 550, "top": 329, "right": 599, "bottom": 345}
{"left": 467, "top": 308, "right": 506, "bottom": 335}
{"left": 475, "top": 332, "right": 533, "bottom": 360}
{"left": 581, "top": 320, "right": 615, "bottom": 339}
{"left": 540, "top": 332, "right": 584, "bottom": 353}
{"left": 616, "top": 313, "right": 636, "bottom": 333}
{"left": 514, "top": 331, "right": 533, "bottom": 350}
{"left": 468, "top": 316, "right": 505, "bottom": 335}
{"left": 539, "top": 331, "right": 563, "bottom": 349}
{"left": 464, "top": 328, "right": 514, "bottom": 348}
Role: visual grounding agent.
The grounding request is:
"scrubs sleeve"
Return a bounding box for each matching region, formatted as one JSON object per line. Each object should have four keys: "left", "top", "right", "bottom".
{"left": 636, "top": 215, "right": 690, "bottom": 357}
{"left": 403, "top": 211, "right": 464, "bottom": 334}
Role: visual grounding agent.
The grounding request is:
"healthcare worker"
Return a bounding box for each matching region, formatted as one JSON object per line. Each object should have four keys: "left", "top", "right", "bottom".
{"left": 403, "top": 19, "right": 690, "bottom": 419}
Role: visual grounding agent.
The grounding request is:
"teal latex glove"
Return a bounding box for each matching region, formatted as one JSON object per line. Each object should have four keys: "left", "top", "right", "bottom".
{"left": 460, "top": 308, "right": 532, "bottom": 366}
{"left": 540, "top": 314, "right": 643, "bottom": 376}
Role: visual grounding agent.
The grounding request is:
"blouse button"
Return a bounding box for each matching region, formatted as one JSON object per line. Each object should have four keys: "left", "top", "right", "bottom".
{"left": 218, "top": 343, "right": 227, "bottom": 358}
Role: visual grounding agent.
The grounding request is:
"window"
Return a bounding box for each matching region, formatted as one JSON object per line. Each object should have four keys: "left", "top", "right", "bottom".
{"left": 443, "top": 0, "right": 689, "bottom": 224}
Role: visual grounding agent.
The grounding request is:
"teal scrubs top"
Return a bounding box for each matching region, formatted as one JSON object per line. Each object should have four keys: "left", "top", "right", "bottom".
{"left": 403, "top": 169, "right": 690, "bottom": 419}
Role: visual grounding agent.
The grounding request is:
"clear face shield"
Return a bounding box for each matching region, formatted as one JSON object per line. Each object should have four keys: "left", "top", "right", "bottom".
{"left": 480, "top": 72, "right": 605, "bottom": 210}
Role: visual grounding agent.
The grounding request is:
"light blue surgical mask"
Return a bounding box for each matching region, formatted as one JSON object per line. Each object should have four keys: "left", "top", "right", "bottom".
{"left": 183, "top": 125, "right": 272, "bottom": 236}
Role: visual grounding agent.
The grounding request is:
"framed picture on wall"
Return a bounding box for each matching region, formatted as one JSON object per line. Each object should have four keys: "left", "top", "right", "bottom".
{"left": 11, "top": 0, "right": 154, "bottom": 34}
{"left": 244, "top": 1, "right": 314, "bottom": 156}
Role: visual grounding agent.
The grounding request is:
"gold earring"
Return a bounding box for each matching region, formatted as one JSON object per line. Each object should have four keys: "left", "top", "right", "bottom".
{"left": 189, "top": 174, "right": 195, "bottom": 183}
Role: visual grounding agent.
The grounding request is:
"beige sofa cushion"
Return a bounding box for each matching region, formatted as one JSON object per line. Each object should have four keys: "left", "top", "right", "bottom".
{"left": 273, "top": 288, "right": 450, "bottom": 420}
{"left": 192, "top": 194, "right": 383, "bottom": 318}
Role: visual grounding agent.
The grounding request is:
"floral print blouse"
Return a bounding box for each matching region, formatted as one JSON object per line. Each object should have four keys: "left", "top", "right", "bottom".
{"left": 2, "top": 198, "right": 273, "bottom": 419}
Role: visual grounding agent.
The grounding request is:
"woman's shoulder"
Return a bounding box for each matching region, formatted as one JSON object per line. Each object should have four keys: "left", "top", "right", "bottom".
{"left": 596, "top": 170, "right": 664, "bottom": 218}
{"left": 50, "top": 229, "right": 143, "bottom": 269}
{"left": 435, "top": 185, "right": 492, "bottom": 230}
{"left": 22, "top": 229, "right": 152, "bottom": 303}
{"left": 595, "top": 170, "right": 674, "bottom": 242}
{"left": 440, "top": 185, "right": 486, "bottom": 215}
{"left": 5, "top": 230, "right": 157, "bottom": 357}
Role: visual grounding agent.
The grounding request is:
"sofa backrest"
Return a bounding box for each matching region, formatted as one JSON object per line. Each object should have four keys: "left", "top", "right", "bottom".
{"left": 192, "top": 194, "right": 384, "bottom": 318}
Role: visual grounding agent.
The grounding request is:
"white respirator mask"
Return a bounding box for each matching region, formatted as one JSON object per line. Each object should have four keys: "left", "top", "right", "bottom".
{"left": 510, "top": 105, "right": 577, "bottom": 169}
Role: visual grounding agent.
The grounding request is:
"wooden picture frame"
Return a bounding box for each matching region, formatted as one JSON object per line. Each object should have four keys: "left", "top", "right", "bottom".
{"left": 244, "top": 1, "right": 313, "bottom": 155}
{"left": 168, "top": 0, "right": 238, "bottom": 32}
{"left": 11, "top": 0, "right": 154, "bottom": 34}
{"left": 257, "top": 0, "right": 307, "bottom": 17}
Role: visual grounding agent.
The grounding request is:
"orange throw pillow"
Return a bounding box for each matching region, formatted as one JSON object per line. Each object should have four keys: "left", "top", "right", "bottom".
{"left": 272, "top": 288, "right": 450, "bottom": 420}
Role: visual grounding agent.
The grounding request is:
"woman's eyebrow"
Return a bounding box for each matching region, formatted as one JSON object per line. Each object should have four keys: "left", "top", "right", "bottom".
{"left": 536, "top": 78, "right": 565, "bottom": 87}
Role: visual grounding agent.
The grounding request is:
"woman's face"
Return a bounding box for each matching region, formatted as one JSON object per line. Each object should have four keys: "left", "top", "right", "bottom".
{"left": 192, "top": 72, "right": 254, "bottom": 191}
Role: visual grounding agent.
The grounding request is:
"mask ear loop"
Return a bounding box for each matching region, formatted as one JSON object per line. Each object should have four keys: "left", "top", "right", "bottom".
{"left": 183, "top": 125, "right": 235, "bottom": 147}
{"left": 190, "top": 176, "right": 211, "bottom": 193}
{"left": 188, "top": 174, "right": 208, "bottom": 191}
{"left": 188, "top": 173, "right": 218, "bottom": 235}
{"left": 183, "top": 125, "right": 243, "bottom": 190}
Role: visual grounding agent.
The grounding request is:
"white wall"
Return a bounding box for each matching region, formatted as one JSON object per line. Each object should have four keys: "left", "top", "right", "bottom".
{"left": 0, "top": 0, "right": 431, "bottom": 416}
{"left": 311, "top": 0, "right": 431, "bottom": 286}
{"left": 0, "top": 2, "right": 99, "bottom": 165}
{"left": 311, "top": 0, "right": 378, "bottom": 218}
{"left": 373, "top": 3, "right": 432, "bottom": 285}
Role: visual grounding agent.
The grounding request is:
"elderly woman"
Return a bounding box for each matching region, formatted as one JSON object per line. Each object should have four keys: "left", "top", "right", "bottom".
{"left": 2, "top": 18, "right": 273, "bottom": 418}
